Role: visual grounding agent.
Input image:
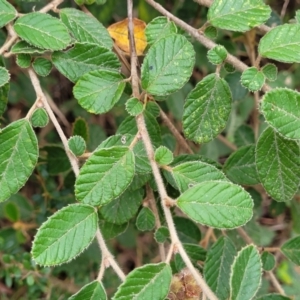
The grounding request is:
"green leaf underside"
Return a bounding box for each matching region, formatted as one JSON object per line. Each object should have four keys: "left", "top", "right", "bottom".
{"left": 177, "top": 180, "right": 253, "bottom": 229}
{"left": 0, "top": 67, "right": 10, "bottom": 88}
{"left": 183, "top": 74, "right": 232, "bottom": 144}
{"left": 136, "top": 207, "right": 155, "bottom": 231}
{"left": 75, "top": 146, "right": 135, "bottom": 206}
{"left": 208, "top": 0, "right": 271, "bottom": 32}
{"left": 0, "top": 0, "right": 17, "bottom": 28}
{"left": 172, "top": 161, "right": 228, "bottom": 193}
{"left": 52, "top": 43, "right": 120, "bottom": 83}
{"left": 112, "top": 263, "right": 172, "bottom": 300}
{"left": 16, "top": 54, "right": 31, "bottom": 69}
{"left": 241, "top": 67, "right": 265, "bottom": 92}
{"left": 261, "top": 88, "right": 300, "bottom": 140}
{"left": 281, "top": 236, "right": 300, "bottom": 265}
{"left": 0, "top": 119, "right": 38, "bottom": 203}
{"left": 259, "top": 24, "right": 300, "bottom": 63}
{"left": 32, "top": 204, "right": 97, "bottom": 266}
{"left": 30, "top": 108, "right": 49, "bottom": 128}
{"left": 256, "top": 127, "right": 300, "bottom": 202}
{"left": 11, "top": 41, "right": 46, "bottom": 54}
{"left": 14, "top": 12, "right": 71, "bottom": 50}
{"left": 204, "top": 237, "right": 237, "bottom": 300}
{"left": 145, "top": 16, "right": 177, "bottom": 45}
{"left": 100, "top": 189, "right": 143, "bottom": 224}
{"left": 154, "top": 146, "right": 173, "bottom": 165}
{"left": 73, "top": 69, "right": 125, "bottom": 114}
{"left": 69, "top": 280, "right": 107, "bottom": 300}
{"left": 60, "top": 8, "right": 113, "bottom": 49}
{"left": 68, "top": 136, "right": 86, "bottom": 156}
{"left": 126, "top": 97, "right": 144, "bottom": 116}
{"left": 0, "top": 83, "right": 9, "bottom": 117}
{"left": 141, "top": 34, "right": 195, "bottom": 96}
{"left": 174, "top": 216, "right": 201, "bottom": 243}
{"left": 262, "top": 64, "right": 277, "bottom": 81}
{"left": 234, "top": 124, "right": 255, "bottom": 147}
{"left": 230, "top": 245, "right": 262, "bottom": 300}
{"left": 207, "top": 45, "right": 227, "bottom": 65}
{"left": 205, "top": 26, "right": 218, "bottom": 39}
{"left": 224, "top": 145, "right": 259, "bottom": 185}
{"left": 261, "top": 251, "right": 275, "bottom": 271}
{"left": 256, "top": 295, "right": 291, "bottom": 300}
{"left": 32, "top": 58, "right": 52, "bottom": 77}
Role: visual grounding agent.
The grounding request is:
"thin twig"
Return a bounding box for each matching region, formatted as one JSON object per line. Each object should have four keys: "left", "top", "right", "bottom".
{"left": 280, "top": 0, "right": 290, "bottom": 19}
{"left": 39, "top": 0, "right": 64, "bottom": 13}
{"left": 165, "top": 244, "right": 174, "bottom": 263}
{"left": 253, "top": 92, "right": 260, "bottom": 140}
{"left": 217, "top": 135, "right": 237, "bottom": 151}
{"left": 268, "top": 271, "right": 286, "bottom": 295}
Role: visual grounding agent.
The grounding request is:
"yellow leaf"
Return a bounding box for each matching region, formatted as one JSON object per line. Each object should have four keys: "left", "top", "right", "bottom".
{"left": 107, "top": 18, "right": 147, "bottom": 56}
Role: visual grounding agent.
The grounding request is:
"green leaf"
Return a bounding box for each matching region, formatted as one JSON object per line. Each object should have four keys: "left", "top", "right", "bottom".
{"left": 43, "top": 146, "right": 71, "bottom": 175}
{"left": 14, "top": 12, "right": 71, "bottom": 50}
{"left": 182, "top": 74, "right": 232, "bottom": 144}
{"left": 241, "top": 67, "right": 265, "bottom": 92}
{"left": 296, "top": 10, "right": 300, "bottom": 23}
{"left": 262, "top": 63, "right": 277, "bottom": 81}
{"left": 224, "top": 62, "right": 235, "bottom": 73}
{"left": 154, "top": 226, "right": 170, "bottom": 243}
{"left": 145, "top": 16, "right": 177, "bottom": 45}
{"left": 259, "top": 24, "right": 300, "bottom": 63}
{"left": 261, "top": 251, "right": 275, "bottom": 271}
{"left": 16, "top": 54, "right": 31, "bottom": 69}
{"left": 0, "top": 0, "right": 17, "bottom": 28}
{"left": 11, "top": 41, "right": 46, "bottom": 54}
{"left": 141, "top": 34, "right": 195, "bottom": 96}
{"left": 0, "top": 82, "right": 9, "bottom": 117}
{"left": 32, "top": 58, "right": 52, "bottom": 77}
{"left": 183, "top": 243, "right": 206, "bottom": 262}
{"left": 68, "top": 136, "right": 86, "bottom": 156}
{"left": 4, "top": 202, "right": 19, "bottom": 222}
{"left": 0, "top": 67, "right": 10, "bottom": 88}
{"left": 207, "top": 45, "right": 227, "bottom": 65}
{"left": 204, "top": 26, "right": 218, "bottom": 39}
{"left": 99, "top": 218, "right": 128, "bottom": 240}
{"left": 136, "top": 207, "right": 155, "bottom": 231}
{"left": 69, "top": 280, "right": 107, "bottom": 300}
{"left": 208, "top": 0, "right": 271, "bottom": 32}
{"left": 60, "top": 8, "right": 113, "bottom": 49}
{"left": 173, "top": 216, "right": 201, "bottom": 243}
{"left": 256, "top": 294, "right": 291, "bottom": 300}
{"left": 261, "top": 88, "right": 300, "bottom": 140}
{"left": 30, "top": 108, "right": 49, "bottom": 128}
{"left": 281, "top": 236, "right": 300, "bottom": 265}
{"left": 52, "top": 43, "right": 120, "bottom": 83}
{"left": 177, "top": 181, "right": 253, "bottom": 229}
{"left": 234, "top": 124, "right": 255, "bottom": 147}
{"left": 154, "top": 146, "right": 173, "bottom": 165}
{"left": 0, "top": 119, "right": 38, "bottom": 203}
{"left": 75, "top": 146, "right": 135, "bottom": 206}
{"left": 100, "top": 189, "right": 143, "bottom": 225}
{"left": 172, "top": 161, "right": 228, "bottom": 193}
{"left": 256, "top": 127, "right": 300, "bottom": 202}
{"left": 113, "top": 263, "right": 172, "bottom": 300}
{"left": 204, "top": 236, "right": 237, "bottom": 300}
{"left": 125, "top": 97, "right": 144, "bottom": 116}
{"left": 72, "top": 117, "right": 89, "bottom": 142}
{"left": 32, "top": 204, "right": 98, "bottom": 266}
{"left": 73, "top": 69, "right": 125, "bottom": 114}
{"left": 230, "top": 245, "right": 262, "bottom": 300}
{"left": 223, "top": 145, "right": 259, "bottom": 185}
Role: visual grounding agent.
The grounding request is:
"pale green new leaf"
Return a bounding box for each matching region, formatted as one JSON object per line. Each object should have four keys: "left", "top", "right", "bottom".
{"left": 207, "top": 45, "right": 227, "bottom": 65}
{"left": 68, "top": 136, "right": 86, "bottom": 156}
{"left": 125, "top": 97, "right": 144, "bottom": 116}
{"left": 52, "top": 43, "right": 120, "bottom": 83}
{"left": 230, "top": 245, "right": 262, "bottom": 300}
{"left": 262, "top": 64, "right": 277, "bottom": 81}
{"left": 0, "top": 67, "right": 10, "bottom": 88}
{"left": 0, "top": 119, "right": 38, "bottom": 203}
{"left": 258, "top": 24, "right": 300, "bottom": 63}
{"left": 177, "top": 181, "right": 253, "bottom": 229}
{"left": 113, "top": 263, "right": 172, "bottom": 300}
{"left": 75, "top": 146, "right": 135, "bottom": 206}
{"left": 0, "top": 0, "right": 17, "bottom": 28}
{"left": 16, "top": 54, "right": 31, "bottom": 69}
{"left": 14, "top": 12, "right": 71, "bottom": 50}
{"left": 73, "top": 69, "right": 125, "bottom": 114}
{"left": 204, "top": 236, "right": 237, "bottom": 300}
{"left": 256, "top": 127, "right": 300, "bottom": 202}
{"left": 69, "top": 280, "right": 107, "bottom": 300}
{"left": 208, "top": 0, "right": 271, "bottom": 32}
{"left": 136, "top": 207, "right": 155, "bottom": 231}
{"left": 32, "top": 204, "right": 97, "bottom": 266}
{"left": 32, "top": 58, "right": 52, "bottom": 77}
{"left": 241, "top": 67, "right": 265, "bottom": 92}
{"left": 171, "top": 161, "right": 228, "bottom": 193}
{"left": 100, "top": 189, "right": 143, "bottom": 225}
{"left": 60, "top": 8, "right": 113, "bottom": 49}
{"left": 145, "top": 16, "right": 177, "bottom": 45}
{"left": 281, "top": 236, "right": 300, "bottom": 265}
{"left": 183, "top": 74, "right": 232, "bottom": 143}
{"left": 30, "top": 108, "right": 49, "bottom": 128}
{"left": 261, "top": 88, "right": 300, "bottom": 140}
{"left": 154, "top": 146, "right": 173, "bottom": 165}
{"left": 224, "top": 145, "right": 259, "bottom": 185}
{"left": 141, "top": 34, "right": 195, "bottom": 96}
